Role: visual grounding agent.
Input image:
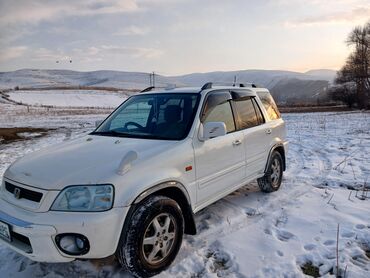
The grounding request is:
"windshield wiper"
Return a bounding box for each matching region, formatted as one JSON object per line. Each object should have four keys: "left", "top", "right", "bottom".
{"left": 91, "top": 130, "right": 173, "bottom": 140}
{"left": 91, "top": 130, "right": 130, "bottom": 137}
{"left": 91, "top": 130, "right": 152, "bottom": 139}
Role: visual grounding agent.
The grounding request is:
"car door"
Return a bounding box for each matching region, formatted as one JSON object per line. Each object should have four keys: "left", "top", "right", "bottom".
{"left": 193, "top": 91, "right": 246, "bottom": 207}
{"left": 232, "top": 96, "right": 271, "bottom": 179}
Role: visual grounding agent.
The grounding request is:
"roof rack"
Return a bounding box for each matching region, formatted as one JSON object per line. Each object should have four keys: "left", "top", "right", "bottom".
{"left": 200, "top": 82, "right": 213, "bottom": 90}
{"left": 140, "top": 86, "right": 155, "bottom": 93}
{"left": 141, "top": 83, "right": 258, "bottom": 94}
{"left": 239, "top": 83, "right": 257, "bottom": 88}
{"left": 200, "top": 82, "right": 257, "bottom": 91}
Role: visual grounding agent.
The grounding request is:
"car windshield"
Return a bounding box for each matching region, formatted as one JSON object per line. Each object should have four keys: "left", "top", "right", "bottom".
{"left": 92, "top": 93, "right": 200, "bottom": 140}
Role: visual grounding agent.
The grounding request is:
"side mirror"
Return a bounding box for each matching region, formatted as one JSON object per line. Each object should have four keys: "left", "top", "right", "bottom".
{"left": 95, "top": 120, "right": 103, "bottom": 128}
{"left": 199, "top": 122, "right": 227, "bottom": 141}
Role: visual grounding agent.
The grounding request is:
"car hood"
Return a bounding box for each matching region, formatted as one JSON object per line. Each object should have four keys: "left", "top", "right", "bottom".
{"left": 4, "top": 135, "right": 177, "bottom": 190}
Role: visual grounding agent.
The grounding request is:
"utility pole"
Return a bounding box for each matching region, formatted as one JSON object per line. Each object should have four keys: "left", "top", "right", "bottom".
{"left": 233, "top": 75, "right": 237, "bottom": 86}
{"left": 149, "top": 73, "right": 152, "bottom": 86}
{"left": 152, "top": 71, "right": 155, "bottom": 88}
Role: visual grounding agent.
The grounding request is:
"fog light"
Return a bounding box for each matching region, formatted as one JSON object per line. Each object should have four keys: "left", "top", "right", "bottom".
{"left": 75, "top": 237, "right": 85, "bottom": 249}
{"left": 55, "top": 234, "right": 90, "bottom": 256}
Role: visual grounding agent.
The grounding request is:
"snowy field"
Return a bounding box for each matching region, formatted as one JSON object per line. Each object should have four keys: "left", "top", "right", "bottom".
{"left": 0, "top": 101, "right": 370, "bottom": 277}
{"left": 6, "top": 90, "right": 127, "bottom": 108}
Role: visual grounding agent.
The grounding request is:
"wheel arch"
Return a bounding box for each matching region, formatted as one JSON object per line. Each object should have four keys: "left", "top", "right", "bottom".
{"left": 265, "top": 143, "right": 286, "bottom": 172}
{"left": 130, "top": 181, "right": 197, "bottom": 235}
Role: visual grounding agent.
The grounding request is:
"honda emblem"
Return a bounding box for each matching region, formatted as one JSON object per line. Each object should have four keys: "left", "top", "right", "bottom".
{"left": 14, "top": 188, "right": 21, "bottom": 199}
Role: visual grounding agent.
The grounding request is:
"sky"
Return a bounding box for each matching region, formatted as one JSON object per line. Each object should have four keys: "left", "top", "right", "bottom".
{"left": 0, "top": 0, "right": 369, "bottom": 75}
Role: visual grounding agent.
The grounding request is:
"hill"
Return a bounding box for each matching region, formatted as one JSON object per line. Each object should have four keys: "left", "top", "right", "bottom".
{"left": 0, "top": 68, "right": 337, "bottom": 105}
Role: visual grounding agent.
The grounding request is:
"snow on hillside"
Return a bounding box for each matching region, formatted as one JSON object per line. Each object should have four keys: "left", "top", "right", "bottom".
{"left": 0, "top": 102, "right": 369, "bottom": 278}
{"left": 271, "top": 79, "right": 329, "bottom": 105}
{"left": 7, "top": 90, "right": 127, "bottom": 108}
{"left": 305, "top": 69, "right": 337, "bottom": 82}
{"left": 0, "top": 68, "right": 334, "bottom": 89}
{"left": 0, "top": 69, "right": 181, "bottom": 90}
{"left": 170, "top": 69, "right": 335, "bottom": 87}
{"left": 0, "top": 69, "right": 337, "bottom": 105}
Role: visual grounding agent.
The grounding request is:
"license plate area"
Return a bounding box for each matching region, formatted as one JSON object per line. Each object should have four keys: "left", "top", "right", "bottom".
{"left": 0, "top": 221, "right": 11, "bottom": 242}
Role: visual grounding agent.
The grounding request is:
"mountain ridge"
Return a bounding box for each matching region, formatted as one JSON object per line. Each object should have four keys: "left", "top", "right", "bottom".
{"left": 0, "top": 68, "right": 337, "bottom": 105}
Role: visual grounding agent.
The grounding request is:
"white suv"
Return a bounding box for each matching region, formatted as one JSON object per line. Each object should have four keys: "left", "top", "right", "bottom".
{"left": 0, "top": 83, "right": 287, "bottom": 277}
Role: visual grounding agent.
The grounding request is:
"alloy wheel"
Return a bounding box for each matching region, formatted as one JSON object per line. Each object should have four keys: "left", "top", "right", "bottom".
{"left": 271, "top": 158, "right": 281, "bottom": 187}
{"left": 142, "top": 213, "right": 177, "bottom": 265}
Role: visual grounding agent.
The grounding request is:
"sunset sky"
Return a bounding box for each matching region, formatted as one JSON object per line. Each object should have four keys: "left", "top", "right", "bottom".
{"left": 0, "top": 0, "right": 369, "bottom": 75}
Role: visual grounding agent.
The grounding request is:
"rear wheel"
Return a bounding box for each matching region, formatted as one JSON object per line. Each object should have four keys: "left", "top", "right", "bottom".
{"left": 116, "top": 195, "right": 184, "bottom": 278}
{"left": 258, "top": 151, "right": 283, "bottom": 193}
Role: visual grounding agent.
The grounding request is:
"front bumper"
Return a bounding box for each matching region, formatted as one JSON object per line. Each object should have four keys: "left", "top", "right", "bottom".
{"left": 0, "top": 198, "right": 129, "bottom": 262}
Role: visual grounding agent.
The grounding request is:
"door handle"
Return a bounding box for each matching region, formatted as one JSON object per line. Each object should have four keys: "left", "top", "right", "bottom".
{"left": 266, "top": 129, "right": 272, "bottom": 135}
{"left": 232, "top": 139, "right": 242, "bottom": 146}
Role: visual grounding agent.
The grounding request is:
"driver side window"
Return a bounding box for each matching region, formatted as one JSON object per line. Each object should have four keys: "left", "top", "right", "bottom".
{"left": 110, "top": 100, "right": 151, "bottom": 130}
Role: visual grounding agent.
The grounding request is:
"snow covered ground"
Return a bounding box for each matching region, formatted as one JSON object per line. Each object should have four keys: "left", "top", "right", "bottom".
{"left": 0, "top": 102, "right": 369, "bottom": 277}
{"left": 6, "top": 90, "right": 127, "bottom": 108}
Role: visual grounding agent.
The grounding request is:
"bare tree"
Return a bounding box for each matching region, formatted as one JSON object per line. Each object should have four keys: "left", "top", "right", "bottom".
{"left": 329, "top": 83, "right": 357, "bottom": 107}
{"left": 333, "top": 21, "right": 370, "bottom": 108}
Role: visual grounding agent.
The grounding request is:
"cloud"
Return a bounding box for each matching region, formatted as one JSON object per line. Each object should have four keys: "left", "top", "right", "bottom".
{"left": 0, "top": 28, "right": 34, "bottom": 45}
{"left": 113, "top": 26, "right": 150, "bottom": 36}
{"left": 0, "top": 0, "right": 139, "bottom": 26}
{"left": 285, "top": 6, "right": 370, "bottom": 27}
{"left": 99, "top": 45, "right": 163, "bottom": 58}
{"left": 31, "top": 48, "right": 65, "bottom": 61}
{"left": 0, "top": 46, "right": 27, "bottom": 62}
{"left": 29, "top": 45, "right": 163, "bottom": 63}
{"left": 271, "top": 0, "right": 368, "bottom": 7}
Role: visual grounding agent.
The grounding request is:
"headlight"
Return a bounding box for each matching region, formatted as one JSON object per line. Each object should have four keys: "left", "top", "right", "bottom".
{"left": 51, "top": 185, "right": 114, "bottom": 212}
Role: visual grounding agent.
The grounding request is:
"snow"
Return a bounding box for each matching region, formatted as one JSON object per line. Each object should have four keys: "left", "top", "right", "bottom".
{"left": 0, "top": 69, "right": 336, "bottom": 90}
{"left": 7, "top": 90, "right": 127, "bottom": 108}
{"left": 0, "top": 101, "right": 369, "bottom": 277}
{"left": 0, "top": 69, "right": 336, "bottom": 105}
{"left": 0, "top": 69, "right": 180, "bottom": 90}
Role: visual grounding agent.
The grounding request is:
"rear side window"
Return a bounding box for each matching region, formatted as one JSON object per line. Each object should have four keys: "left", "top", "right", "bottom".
{"left": 257, "top": 91, "right": 281, "bottom": 120}
{"left": 252, "top": 98, "right": 265, "bottom": 125}
{"left": 203, "top": 101, "right": 235, "bottom": 133}
{"left": 233, "top": 97, "right": 264, "bottom": 129}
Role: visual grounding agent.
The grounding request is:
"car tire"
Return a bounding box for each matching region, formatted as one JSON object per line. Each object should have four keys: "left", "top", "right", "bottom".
{"left": 116, "top": 195, "right": 184, "bottom": 278}
{"left": 258, "top": 151, "right": 283, "bottom": 193}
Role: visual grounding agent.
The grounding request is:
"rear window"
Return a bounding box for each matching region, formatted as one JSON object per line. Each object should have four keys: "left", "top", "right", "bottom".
{"left": 257, "top": 91, "right": 281, "bottom": 120}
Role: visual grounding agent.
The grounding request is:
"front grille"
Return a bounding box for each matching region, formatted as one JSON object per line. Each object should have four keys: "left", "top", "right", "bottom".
{"left": 5, "top": 181, "right": 43, "bottom": 203}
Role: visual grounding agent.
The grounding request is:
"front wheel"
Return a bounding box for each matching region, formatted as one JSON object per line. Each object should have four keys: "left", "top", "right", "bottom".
{"left": 116, "top": 195, "right": 184, "bottom": 278}
{"left": 258, "top": 151, "right": 283, "bottom": 193}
